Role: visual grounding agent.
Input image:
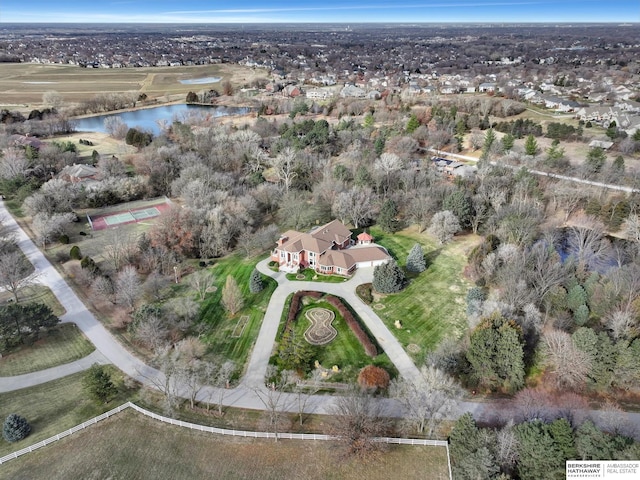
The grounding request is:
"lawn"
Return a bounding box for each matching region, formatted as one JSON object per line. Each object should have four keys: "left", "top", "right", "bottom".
{"left": 273, "top": 294, "right": 396, "bottom": 384}
{"left": 0, "top": 409, "right": 450, "bottom": 480}
{"left": 0, "top": 323, "right": 95, "bottom": 376}
{"left": 198, "top": 254, "right": 277, "bottom": 371}
{"left": 0, "top": 284, "right": 66, "bottom": 317}
{"left": 0, "top": 369, "right": 133, "bottom": 458}
{"left": 368, "top": 227, "right": 478, "bottom": 361}
{"left": 286, "top": 268, "right": 349, "bottom": 283}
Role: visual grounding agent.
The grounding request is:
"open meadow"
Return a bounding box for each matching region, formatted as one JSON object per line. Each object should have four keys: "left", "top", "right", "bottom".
{"left": 0, "top": 63, "right": 260, "bottom": 108}
{"left": 0, "top": 408, "right": 450, "bottom": 480}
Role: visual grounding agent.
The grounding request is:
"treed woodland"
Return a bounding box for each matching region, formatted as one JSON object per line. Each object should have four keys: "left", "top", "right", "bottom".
{"left": 2, "top": 66, "right": 640, "bottom": 477}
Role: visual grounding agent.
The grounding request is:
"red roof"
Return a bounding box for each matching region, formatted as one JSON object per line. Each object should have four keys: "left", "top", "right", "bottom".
{"left": 357, "top": 232, "right": 374, "bottom": 241}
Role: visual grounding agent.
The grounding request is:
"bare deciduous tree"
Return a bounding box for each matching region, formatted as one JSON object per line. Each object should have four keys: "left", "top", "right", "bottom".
{"left": 270, "top": 147, "right": 298, "bottom": 193}
{"left": 543, "top": 329, "right": 591, "bottom": 390}
{"left": 328, "top": 387, "right": 392, "bottom": 457}
{"left": 428, "top": 210, "right": 460, "bottom": 244}
{"left": 221, "top": 275, "right": 243, "bottom": 316}
{"left": 0, "top": 251, "right": 39, "bottom": 302}
{"left": 253, "top": 366, "right": 295, "bottom": 441}
{"left": 115, "top": 265, "right": 141, "bottom": 310}
{"left": 390, "top": 365, "right": 461, "bottom": 436}
{"left": 187, "top": 270, "right": 216, "bottom": 301}
{"left": 332, "top": 187, "right": 377, "bottom": 229}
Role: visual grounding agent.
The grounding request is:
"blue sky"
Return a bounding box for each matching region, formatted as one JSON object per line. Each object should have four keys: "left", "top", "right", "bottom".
{"left": 0, "top": 1, "right": 637, "bottom": 23}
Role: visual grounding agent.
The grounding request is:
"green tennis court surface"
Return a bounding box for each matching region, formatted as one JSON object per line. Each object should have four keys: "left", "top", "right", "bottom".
{"left": 103, "top": 207, "right": 161, "bottom": 226}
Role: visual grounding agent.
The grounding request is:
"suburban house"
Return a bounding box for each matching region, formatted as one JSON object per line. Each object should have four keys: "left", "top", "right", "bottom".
{"left": 58, "top": 163, "right": 100, "bottom": 184}
{"left": 271, "top": 220, "right": 390, "bottom": 275}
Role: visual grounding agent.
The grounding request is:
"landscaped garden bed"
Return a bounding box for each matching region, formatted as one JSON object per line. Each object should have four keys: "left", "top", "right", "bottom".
{"left": 273, "top": 291, "right": 394, "bottom": 384}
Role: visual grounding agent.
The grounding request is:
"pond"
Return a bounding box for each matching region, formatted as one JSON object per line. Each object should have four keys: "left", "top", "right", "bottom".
{"left": 179, "top": 76, "right": 222, "bottom": 85}
{"left": 73, "top": 104, "right": 251, "bottom": 135}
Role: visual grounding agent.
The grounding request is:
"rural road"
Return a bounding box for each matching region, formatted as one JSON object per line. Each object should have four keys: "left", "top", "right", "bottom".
{"left": 2, "top": 199, "right": 640, "bottom": 435}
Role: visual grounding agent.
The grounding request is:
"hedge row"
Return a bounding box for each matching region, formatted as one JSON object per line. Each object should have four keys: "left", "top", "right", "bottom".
{"left": 285, "top": 290, "right": 324, "bottom": 330}
{"left": 324, "top": 295, "right": 378, "bottom": 357}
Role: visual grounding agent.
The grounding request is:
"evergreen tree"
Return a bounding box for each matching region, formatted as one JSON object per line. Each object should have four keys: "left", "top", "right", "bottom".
{"left": 2, "top": 413, "right": 31, "bottom": 443}
{"left": 249, "top": 267, "right": 264, "bottom": 294}
{"left": 585, "top": 147, "right": 606, "bottom": 174}
{"left": 443, "top": 190, "right": 473, "bottom": 229}
{"left": 515, "top": 419, "right": 568, "bottom": 480}
{"left": 83, "top": 364, "right": 117, "bottom": 404}
{"left": 481, "top": 128, "right": 496, "bottom": 160}
{"left": 524, "top": 134, "right": 539, "bottom": 156}
{"left": 406, "top": 243, "right": 426, "bottom": 273}
{"left": 466, "top": 312, "right": 525, "bottom": 393}
{"left": 501, "top": 133, "right": 515, "bottom": 152}
{"left": 405, "top": 114, "right": 420, "bottom": 133}
{"left": 372, "top": 260, "right": 406, "bottom": 294}
{"left": 377, "top": 199, "right": 399, "bottom": 233}
{"left": 449, "top": 413, "right": 500, "bottom": 480}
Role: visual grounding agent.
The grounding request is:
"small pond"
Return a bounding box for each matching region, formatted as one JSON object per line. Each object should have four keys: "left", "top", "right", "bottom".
{"left": 179, "top": 77, "right": 222, "bottom": 85}
{"left": 73, "top": 104, "right": 250, "bottom": 135}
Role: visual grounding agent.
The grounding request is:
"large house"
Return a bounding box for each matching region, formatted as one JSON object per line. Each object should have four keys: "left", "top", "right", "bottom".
{"left": 271, "top": 220, "right": 390, "bottom": 275}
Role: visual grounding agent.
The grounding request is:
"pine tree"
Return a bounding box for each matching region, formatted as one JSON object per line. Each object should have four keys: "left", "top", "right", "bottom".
{"left": 83, "top": 364, "right": 117, "bottom": 404}
{"left": 372, "top": 260, "right": 406, "bottom": 294}
{"left": 377, "top": 199, "right": 399, "bottom": 233}
{"left": 2, "top": 414, "right": 31, "bottom": 443}
{"left": 249, "top": 267, "right": 264, "bottom": 294}
{"left": 466, "top": 312, "right": 525, "bottom": 393}
{"left": 406, "top": 243, "right": 426, "bottom": 273}
{"left": 524, "top": 134, "right": 539, "bottom": 156}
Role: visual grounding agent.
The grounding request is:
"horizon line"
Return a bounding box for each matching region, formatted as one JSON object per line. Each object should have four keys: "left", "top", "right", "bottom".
{"left": 0, "top": 21, "right": 637, "bottom": 25}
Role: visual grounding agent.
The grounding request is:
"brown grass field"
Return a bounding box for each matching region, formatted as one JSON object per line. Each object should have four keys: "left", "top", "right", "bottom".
{"left": 0, "top": 63, "right": 263, "bottom": 108}
{"left": 0, "top": 409, "right": 450, "bottom": 480}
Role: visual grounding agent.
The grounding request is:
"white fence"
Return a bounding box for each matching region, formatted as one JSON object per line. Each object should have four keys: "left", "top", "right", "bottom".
{"left": 0, "top": 402, "right": 452, "bottom": 479}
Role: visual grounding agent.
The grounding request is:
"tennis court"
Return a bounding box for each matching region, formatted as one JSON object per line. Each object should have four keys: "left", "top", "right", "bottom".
{"left": 88, "top": 199, "right": 171, "bottom": 230}
{"left": 103, "top": 207, "right": 161, "bottom": 226}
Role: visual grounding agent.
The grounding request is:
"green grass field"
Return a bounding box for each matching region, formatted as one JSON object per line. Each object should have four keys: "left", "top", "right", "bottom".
{"left": 0, "top": 284, "right": 66, "bottom": 318}
{"left": 0, "top": 409, "right": 450, "bottom": 480}
{"left": 370, "top": 227, "right": 477, "bottom": 361}
{"left": 0, "top": 324, "right": 95, "bottom": 376}
{"left": 283, "top": 297, "right": 395, "bottom": 382}
{"left": 198, "top": 255, "right": 277, "bottom": 370}
{"left": 0, "top": 369, "right": 132, "bottom": 458}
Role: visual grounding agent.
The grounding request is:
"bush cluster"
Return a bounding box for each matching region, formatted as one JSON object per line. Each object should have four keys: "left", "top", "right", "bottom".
{"left": 325, "top": 295, "right": 378, "bottom": 357}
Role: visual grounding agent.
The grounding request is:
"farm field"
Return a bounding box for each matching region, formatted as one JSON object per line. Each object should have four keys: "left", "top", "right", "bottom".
{"left": 0, "top": 323, "right": 94, "bottom": 376}
{"left": 0, "top": 63, "right": 259, "bottom": 108}
{"left": 368, "top": 227, "right": 478, "bottom": 361}
{"left": 0, "top": 409, "right": 450, "bottom": 480}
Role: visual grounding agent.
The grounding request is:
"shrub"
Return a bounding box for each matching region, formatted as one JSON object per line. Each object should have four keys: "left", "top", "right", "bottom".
{"left": 80, "top": 256, "right": 100, "bottom": 275}
{"left": 69, "top": 245, "right": 82, "bottom": 260}
{"left": 2, "top": 414, "right": 31, "bottom": 443}
{"left": 357, "top": 365, "right": 390, "bottom": 391}
{"left": 58, "top": 233, "right": 70, "bottom": 244}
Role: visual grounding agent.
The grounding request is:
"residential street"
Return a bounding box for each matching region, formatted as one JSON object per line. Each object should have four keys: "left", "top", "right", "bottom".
{"left": 2, "top": 199, "right": 640, "bottom": 434}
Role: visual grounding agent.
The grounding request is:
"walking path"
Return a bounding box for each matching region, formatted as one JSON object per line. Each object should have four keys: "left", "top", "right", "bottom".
{"left": 4, "top": 200, "right": 640, "bottom": 434}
